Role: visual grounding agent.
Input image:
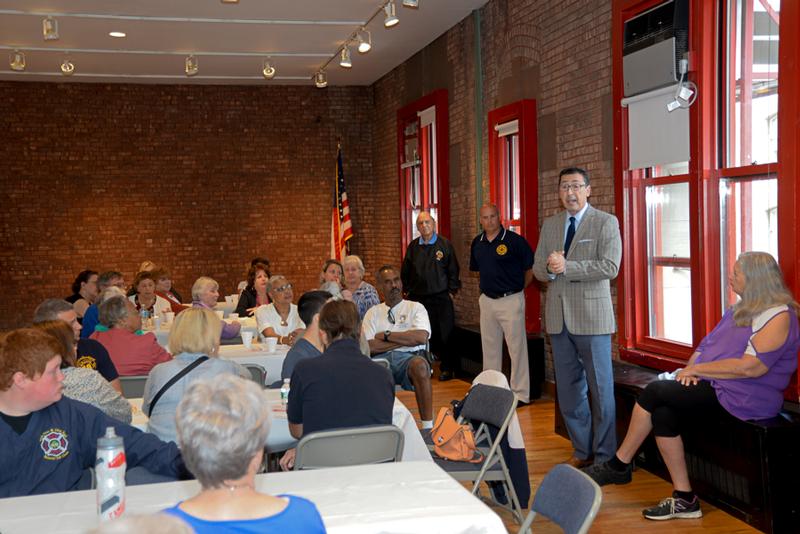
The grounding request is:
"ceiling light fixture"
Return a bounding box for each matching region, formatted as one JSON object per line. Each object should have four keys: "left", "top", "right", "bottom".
{"left": 262, "top": 59, "right": 276, "bottom": 79}
{"left": 402, "top": 0, "right": 419, "bottom": 7}
{"left": 384, "top": 2, "right": 399, "bottom": 28}
{"left": 60, "top": 58, "right": 75, "bottom": 76}
{"left": 221, "top": 0, "right": 239, "bottom": 3}
{"left": 357, "top": 28, "right": 372, "bottom": 53}
{"left": 185, "top": 55, "right": 198, "bottom": 76}
{"left": 43, "top": 16, "right": 59, "bottom": 41}
{"left": 314, "top": 70, "right": 328, "bottom": 88}
{"left": 109, "top": 31, "right": 126, "bottom": 38}
{"left": 9, "top": 50, "right": 26, "bottom": 71}
{"left": 339, "top": 46, "right": 352, "bottom": 68}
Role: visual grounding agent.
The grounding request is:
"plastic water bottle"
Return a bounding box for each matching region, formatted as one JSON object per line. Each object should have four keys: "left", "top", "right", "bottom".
{"left": 140, "top": 308, "right": 150, "bottom": 329}
{"left": 96, "top": 426, "right": 126, "bottom": 520}
{"left": 280, "top": 378, "right": 291, "bottom": 405}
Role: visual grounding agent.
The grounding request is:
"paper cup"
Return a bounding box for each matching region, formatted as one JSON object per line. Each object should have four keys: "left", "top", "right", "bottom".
{"left": 241, "top": 331, "right": 254, "bottom": 348}
{"left": 153, "top": 315, "right": 163, "bottom": 330}
{"left": 228, "top": 313, "right": 239, "bottom": 321}
{"left": 164, "top": 311, "right": 175, "bottom": 324}
{"left": 214, "top": 310, "right": 225, "bottom": 320}
{"left": 265, "top": 337, "right": 278, "bottom": 353}
{"left": 225, "top": 295, "right": 234, "bottom": 304}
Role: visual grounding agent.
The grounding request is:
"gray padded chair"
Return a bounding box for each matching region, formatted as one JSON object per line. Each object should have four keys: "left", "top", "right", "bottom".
{"left": 119, "top": 375, "right": 148, "bottom": 398}
{"left": 518, "top": 464, "right": 602, "bottom": 534}
{"left": 294, "top": 425, "right": 404, "bottom": 470}
{"left": 243, "top": 363, "right": 267, "bottom": 386}
{"left": 431, "top": 383, "right": 524, "bottom": 523}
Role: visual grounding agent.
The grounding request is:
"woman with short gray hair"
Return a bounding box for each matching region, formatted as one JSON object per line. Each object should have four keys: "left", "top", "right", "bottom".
{"left": 342, "top": 255, "right": 380, "bottom": 319}
{"left": 162, "top": 375, "right": 325, "bottom": 532}
{"left": 191, "top": 276, "right": 241, "bottom": 340}
{"left": 255, "top": 275, "right": 305, "bottom": 346}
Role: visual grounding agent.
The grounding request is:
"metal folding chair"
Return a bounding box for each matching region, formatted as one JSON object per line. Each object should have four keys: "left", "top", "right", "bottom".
{"left": 518, "top": 464, "right": 602, "bottom": 534}
{"left": 294, "top": 425, "right": 404, "bottom": 470}
{"left": 119, "top": 375, "right": 148, "bottom": 398}
{"left": 243, "top": 363, "right": 267, "bottom": 386}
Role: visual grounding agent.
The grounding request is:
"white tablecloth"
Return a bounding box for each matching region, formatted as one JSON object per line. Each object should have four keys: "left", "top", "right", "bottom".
{"left": 151, "top": 317, "right": 260, "bottom": 348}
{"left": 0, "top": 462, "right": 505, "bottom": 534}
{"left": 217, "top": 343, "right": 289, "bottom": 385}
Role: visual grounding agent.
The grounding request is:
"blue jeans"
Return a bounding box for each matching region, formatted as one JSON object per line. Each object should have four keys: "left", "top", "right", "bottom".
{"left": 550, "top": 328, "right": 616, "bottom": 462}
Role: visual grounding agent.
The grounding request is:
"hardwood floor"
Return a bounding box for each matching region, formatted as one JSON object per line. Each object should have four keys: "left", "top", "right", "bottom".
{"left": 397, "top": 377, "right": 759, "bottom": 533}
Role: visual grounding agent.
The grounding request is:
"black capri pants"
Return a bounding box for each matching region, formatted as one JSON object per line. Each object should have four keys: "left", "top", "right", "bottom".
{"left": 637, "top": 379, "right": 727, "bottom": 437}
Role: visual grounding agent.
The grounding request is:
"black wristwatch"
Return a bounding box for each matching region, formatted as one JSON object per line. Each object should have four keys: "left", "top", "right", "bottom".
{"left": 383, "top": 330, "right": 391, "bottom": 341}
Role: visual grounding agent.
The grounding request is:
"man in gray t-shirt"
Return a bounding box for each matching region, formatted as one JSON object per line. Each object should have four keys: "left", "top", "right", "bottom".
{"left": 281, "top": 291, "right": 331, "bottom": 380}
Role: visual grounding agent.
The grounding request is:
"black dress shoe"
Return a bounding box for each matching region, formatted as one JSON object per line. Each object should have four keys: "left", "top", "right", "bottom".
{"left": 438, "top": 370, "right": 454, "bottom": 381}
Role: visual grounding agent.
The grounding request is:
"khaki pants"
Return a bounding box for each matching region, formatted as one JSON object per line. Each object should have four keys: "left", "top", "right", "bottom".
{"left": 479, "top": 292, "right": 530, "bottom": 402}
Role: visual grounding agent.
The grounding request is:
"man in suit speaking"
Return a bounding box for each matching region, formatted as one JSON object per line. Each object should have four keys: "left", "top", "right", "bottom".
{"left": 533, "top": 167, "right": 622, "bottom": 469}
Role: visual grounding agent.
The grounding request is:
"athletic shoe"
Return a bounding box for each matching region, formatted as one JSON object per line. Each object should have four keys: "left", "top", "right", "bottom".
{"left": 642, "top": 495, "right": 702, "bottom": 520}
{"left": 582, "top": 460, "right": 632, "bottom": 486}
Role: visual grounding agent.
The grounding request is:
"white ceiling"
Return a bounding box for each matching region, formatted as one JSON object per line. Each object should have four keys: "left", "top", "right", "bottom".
{"left": 0, "top": 0, "right": 487, "bottom": 86}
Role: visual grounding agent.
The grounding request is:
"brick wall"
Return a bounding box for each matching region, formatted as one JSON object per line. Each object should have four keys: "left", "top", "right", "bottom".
{"left": 0, "top": 83, "right": 372, "bottom": 330}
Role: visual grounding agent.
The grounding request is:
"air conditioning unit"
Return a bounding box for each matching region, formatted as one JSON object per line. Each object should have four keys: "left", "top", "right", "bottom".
{"left": 622, "top": 0, "right": 689, "bottom": 97}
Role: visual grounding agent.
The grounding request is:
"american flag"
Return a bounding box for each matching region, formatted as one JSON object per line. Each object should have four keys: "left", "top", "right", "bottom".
{"left": 331, "top": 146, "right": 353, "bottom": 261}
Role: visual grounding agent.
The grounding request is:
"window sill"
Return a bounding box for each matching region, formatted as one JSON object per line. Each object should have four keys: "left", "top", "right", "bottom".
{"left": 619, "top": 347, "right": 688, "bottom": 372}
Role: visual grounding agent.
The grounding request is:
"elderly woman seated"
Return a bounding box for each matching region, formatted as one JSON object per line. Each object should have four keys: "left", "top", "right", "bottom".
{"left": 162, "top": 375, "right": 325, "bottom": 532}
{"left": 130, "top": 271, "right": 172, "bottom": 319}
{"left": 342, "top": 255, "right": 380, "bottom": 319}
{"left": 143, "top": 308, "right": 249, "bottom": 443}
{"left": 90, "top": 295, "right": 172, "bottom": 376}
{"left": 235, "top": 262, "right": 271, "bottom": 318}
{"left": 191, "top": 277, "right": 241, "bottom": 340}
{"left": 255, "top": 275, "right": 305, "bottom": 346}
{"left": 584, "top": 252, "right": 800, "bottom": 521}
{"left": 33, "top": 320, "right": 131, "bottom": 423}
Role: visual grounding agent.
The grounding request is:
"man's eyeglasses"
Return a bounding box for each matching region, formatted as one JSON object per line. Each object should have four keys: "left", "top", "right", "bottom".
{"left": 560, "top": 183, "right": 587, "bottom": 192}
{"left": 274, "top": 283, "right": 292, "bottom": 293}
{"left": 388, "top": 309, "right": 395, "bottom": 325}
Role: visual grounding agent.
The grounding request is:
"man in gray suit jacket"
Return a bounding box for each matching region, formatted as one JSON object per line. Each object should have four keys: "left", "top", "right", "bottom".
{"left": 533, "top": 167, "right": 622, "bottom": 468}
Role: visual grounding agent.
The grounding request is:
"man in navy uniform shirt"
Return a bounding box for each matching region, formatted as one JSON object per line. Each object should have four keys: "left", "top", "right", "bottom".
{"left": 470, "top": 203, "right": 534, "bottom": 404}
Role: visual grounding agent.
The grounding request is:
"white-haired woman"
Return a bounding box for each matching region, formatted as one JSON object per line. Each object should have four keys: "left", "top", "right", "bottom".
{"left": 585, "top": 251, "right": 800, "bottom": 521}
{"left": 342, "top": 255, "right": 379, "bottom": 319}
{"left": 143, "top": 308, "right": 250, "bottom": 443}
{"left": 192, "top": 277, "right": 241, "bottom": 340}
{"left": 162, "top": 375, "right": 325, "bottom": 532}
{"left": 255, "top": 275, "right": 305, "bottom": 346}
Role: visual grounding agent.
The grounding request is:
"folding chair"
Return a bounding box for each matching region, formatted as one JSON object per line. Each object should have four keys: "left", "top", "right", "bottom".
{"left": 243, "top": 363, "right": 267, "bottom": 386}
{"left": 294, "top": 425, "right": 404, "bottom": 470}
{"left": 518, "top": 464, "right": 602, "bottom": 534}
{"left": 119, "top": 375, "right": 148, "bottom": 398}
{"left": 431, "top": 383, "right": 524, "bottom": 523}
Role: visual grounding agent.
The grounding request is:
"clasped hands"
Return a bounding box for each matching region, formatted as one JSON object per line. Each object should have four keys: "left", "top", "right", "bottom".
{"left": 547, "top": 251, "right": 566, "bottom": 275}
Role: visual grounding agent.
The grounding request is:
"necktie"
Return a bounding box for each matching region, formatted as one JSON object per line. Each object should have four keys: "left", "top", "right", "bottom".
{"left": 564, "top": 216, "right": 576, "bottom": 255}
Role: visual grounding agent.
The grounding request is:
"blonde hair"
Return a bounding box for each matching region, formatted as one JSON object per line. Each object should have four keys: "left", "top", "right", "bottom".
{"left": 191, "top": 276, "right": 218, "bottom": 302}
{"left": 168, "top": 307, "right": 222, "bottom": 356}
{"left": 343, "top": 255, "right": 365, "bottom": 276}
{"left": 732, "top": 251, "right": 799, "bottom": 326}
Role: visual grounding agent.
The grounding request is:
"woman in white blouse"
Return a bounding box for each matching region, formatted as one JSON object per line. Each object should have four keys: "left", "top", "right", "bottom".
{"left": 255, "top": 275, "right": 305, "bottom": 346}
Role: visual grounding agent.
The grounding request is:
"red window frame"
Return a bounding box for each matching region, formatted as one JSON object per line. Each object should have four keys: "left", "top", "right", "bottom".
{"left": 488, "top": 99, "right": 541, "bottom": 334}
{"left": 397, "top": 90, "right": 450, "bottom": 254}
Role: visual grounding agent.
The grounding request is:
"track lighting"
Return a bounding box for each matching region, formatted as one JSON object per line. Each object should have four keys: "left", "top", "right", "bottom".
{"left": 43, "top": 16, "right": 59, "bottom": 41}
{"left": 9, "top": 50, "right": 26, "bottom": 71}
{"left": 314, "top": 70, "right": 328, "bottom": 88}
{"left": 262, "top": 59, "right": 276, "bottom": 79}
{"left": 339, "top": 46, "right": 352, "bottom": 68}
{"left": 357, "top": 28, "right": 372, "bottom": 53}
{"left": 384, "top": 2, "right": 399, "bottom": 28}
{"left": 185, "top": 55, "right": 199, "bottom": 76}
{"left": 60, "top": 58, "right": 75, "bottom": 76}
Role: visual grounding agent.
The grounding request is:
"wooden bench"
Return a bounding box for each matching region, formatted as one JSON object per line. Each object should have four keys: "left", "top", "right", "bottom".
{"left": 611, "top": 361, "right": 800, "bottom": 534}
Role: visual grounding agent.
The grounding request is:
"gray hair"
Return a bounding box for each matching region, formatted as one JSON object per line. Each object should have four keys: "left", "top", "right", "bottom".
{"left": 733, "top": 251, "right": 799, "bottom": 326}
{"left": 175, "top": 375, "right": 271, "bottom": 489}
{"left": 33, "top": 299, "right": 73, "bottom": 323}
{"left": 97, "top": 286, "right": 125, "bottom": 306}
{"left": 97, "top": 271, "right": 124, "bottom": 292}
{"left": 343, "top": 255, "right": 366, "bottom": 276}
{"left": 191, "top": 276, "right": 218, "bottom": 301}
{"left": 266, "top": 275, "right": 288, "bottom": 293}
{"left": 98, "top": 295, "right": 131, "bottom": 328}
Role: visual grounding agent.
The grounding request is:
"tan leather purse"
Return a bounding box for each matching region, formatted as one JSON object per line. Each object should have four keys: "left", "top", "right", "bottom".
{"left": 430, "top": 407, "right": 484, "bottom": 463}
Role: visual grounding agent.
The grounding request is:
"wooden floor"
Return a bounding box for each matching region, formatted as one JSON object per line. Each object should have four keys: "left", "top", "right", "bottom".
{"left": 397, "top": 376, "right": 759, "bottom": 534}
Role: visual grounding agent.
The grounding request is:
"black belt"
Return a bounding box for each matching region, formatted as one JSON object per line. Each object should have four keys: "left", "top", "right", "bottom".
{"left": 482, "top": 290, "right": 519, "bottom": 299}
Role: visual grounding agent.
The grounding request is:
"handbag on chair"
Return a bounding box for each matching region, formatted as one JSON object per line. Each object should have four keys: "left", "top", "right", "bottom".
{"left": 430, "top": 406, "right": 484, "bottom": 463}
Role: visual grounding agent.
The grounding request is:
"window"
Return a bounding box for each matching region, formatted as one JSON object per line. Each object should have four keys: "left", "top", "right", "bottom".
{"left": 488, "top": 100, "right": 540, "bottom": 333}
{"left": 397, "top": 91, "right": 449, "bottom": 251}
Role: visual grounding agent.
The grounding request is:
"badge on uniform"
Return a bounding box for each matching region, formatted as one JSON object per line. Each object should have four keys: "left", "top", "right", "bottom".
{"left": 496, "top": 244, "right": 508, "bottom": 256}
{"left": 435, "top": 250, "right": 444, "bottom": 261}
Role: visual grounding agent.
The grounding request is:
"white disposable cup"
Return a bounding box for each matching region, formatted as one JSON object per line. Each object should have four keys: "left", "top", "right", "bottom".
{"left": 164, "top": 311, "right": 175, "bottom": 324}
{"left": 153, "top": 315, "right": 163, "bottom": 330}
{"left": 228, "top": 313, "right": 239, "bottom": 321}
{"left": 214, "top": 310, "right": 225, "bottom": 320}
{"left": 241, "top": 331, "right": 254, "bottom": 348}
{"left": 225, "top": 295, "right": 234, "bottom": 304}
{"left": 265, "top": 337, "right": 278, "bottom": 353}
